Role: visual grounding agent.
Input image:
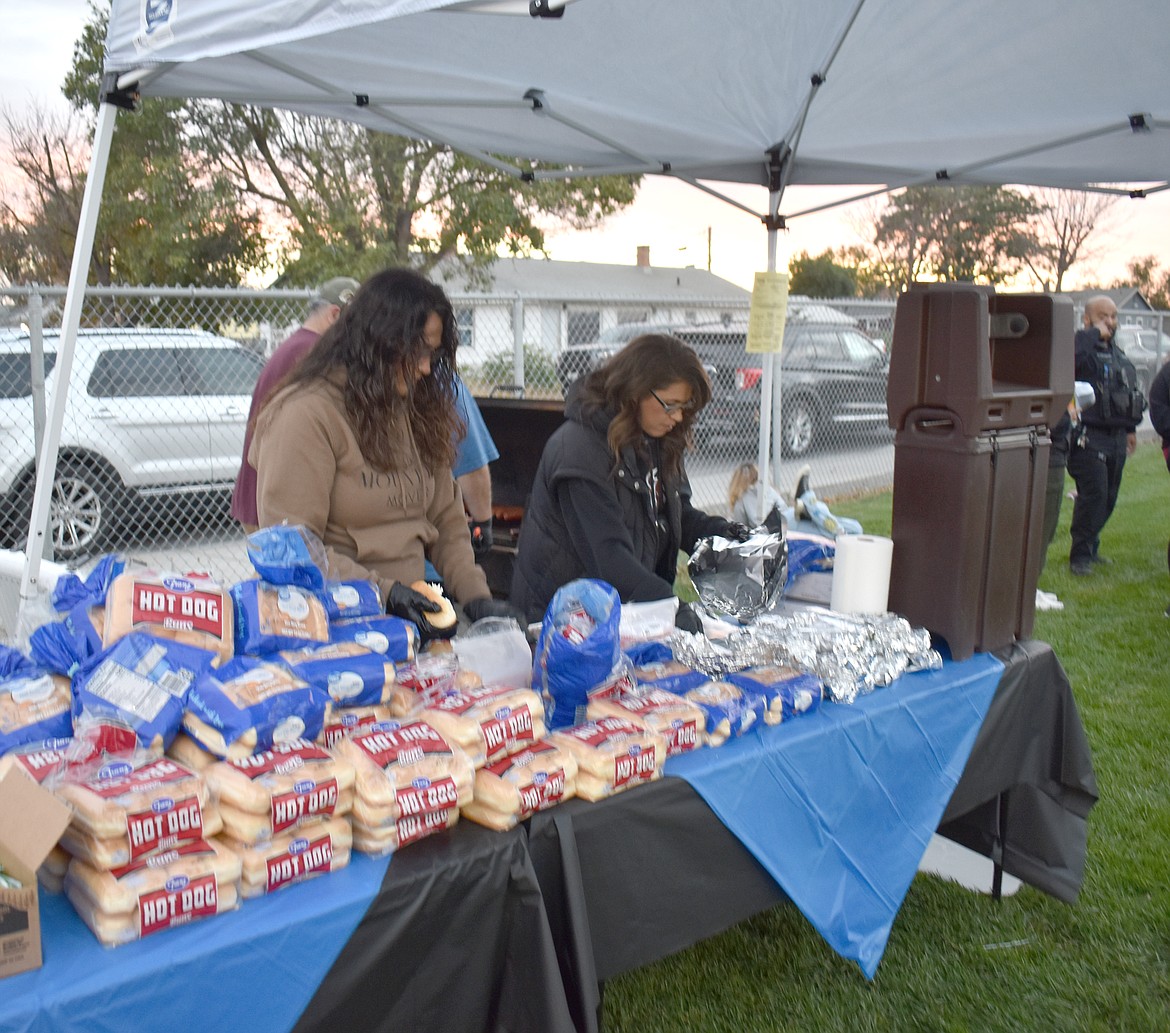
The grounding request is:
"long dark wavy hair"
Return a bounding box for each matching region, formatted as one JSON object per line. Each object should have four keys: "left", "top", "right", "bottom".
{"left": 275, "top": 268, "right": 462, "bottom": 471}
{"left": 578, "top": 333, "right": 711, "bottom": 481}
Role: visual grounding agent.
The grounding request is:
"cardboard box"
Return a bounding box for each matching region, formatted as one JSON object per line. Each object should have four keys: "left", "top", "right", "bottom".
{"left": 0, "top": 768, "right": 73, "bottom": 979}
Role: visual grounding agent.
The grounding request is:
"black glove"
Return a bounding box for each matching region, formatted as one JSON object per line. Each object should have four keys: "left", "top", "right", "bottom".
{"left": 385, "top": 582, "right": 453, "bottom": 639}
{"left": 463, "top": 596, "right": 526, "bottom": 626}
{"left": 674, "top": 601, "right": 704, "bottom": 634}
{"left": 469, "top": 518, "right": 493, "bottom": 558}
{"left": 720, "top": 520, "right": 753, "bottom": 542}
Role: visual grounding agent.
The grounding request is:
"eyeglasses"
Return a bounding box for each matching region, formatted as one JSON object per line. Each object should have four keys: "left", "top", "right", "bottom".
{"left": 649, "top": 388, "right": 695, "bottom": 416}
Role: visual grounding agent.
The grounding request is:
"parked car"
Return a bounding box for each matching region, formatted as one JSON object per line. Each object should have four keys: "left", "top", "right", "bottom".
{"left": 0, "top": 327, "right": 263, "bottom": 559}
{"left": 1113, "top": 325, "right": 1170, "bottom": 396}
{"left": 554, "top": 304, "right": 890, "bottom": 456}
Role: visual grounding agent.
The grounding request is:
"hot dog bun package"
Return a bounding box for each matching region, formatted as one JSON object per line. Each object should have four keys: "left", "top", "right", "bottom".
{"left": 53, "top": 756, "right": 218, "bottom": 867}
{"left": 682, "top": 680, "right": 763, "bottom": 746}
{"left": 724, "top": 664, "right": 825, "bottom": 724}
{"left": 317, "top": 704, "right": 400, "bottom": 748}
{"left": 72, "top": 632, "right": 216, "bottom": 753}
{"left": 230, "top": 580, "right": 330, "bottom": 655}
{"left": 587, "top": 686, "right": 707, "bottom": 757}
{"left": 548, "top": 716, "right": 666, "bottom": 802}
{"left": 328, "top": 615, "right": 416, "bottom": 663}
{"left": 197, "top": 739, "right": 355, "bottom": 846}
{"left": 630, "top": 657, "right": 710, "bottom": 698}
{"left": 0, "top": 738, "right": 71, "bottom": 785}
{"left": 461, "top": 739, "right": 578, "bottom": 831}
{"left": 183, "top": 657, "right": 326, "bottom": 760}
{"left": 64, "top": 838, "right": 241, "bottom": 946}
{"left": 317, "top": 579, "right": 383, "bottom": 621}
{"left": 245, "top": 524, "right": 328, "bottom": 592}
{"left": 0, "top": 668, "right": 73, "bottom": 753}
{"left": 103, "top": 570, "right": 234, "bottom": 663}
{"left": 220, "top": 815, "right": 352, "bottom": 898}
{"left": 278, "top": 641, "right": 397, "bottom": 707}
{"left": 332, "top": 719, "right": 474, "bottom": 855}
{"left": 422, "top": 683, "right": 547, "bottom": 768}
{"left": 533, "top": 578, "right": 622, "bottom": 730}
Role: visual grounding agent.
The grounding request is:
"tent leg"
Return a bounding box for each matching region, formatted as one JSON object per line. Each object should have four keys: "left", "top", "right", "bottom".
{"left": 18, "top": 100, "right": 119, "bottom": 622}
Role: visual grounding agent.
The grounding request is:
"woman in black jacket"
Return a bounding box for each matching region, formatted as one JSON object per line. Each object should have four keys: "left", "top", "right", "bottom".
{"left": 511, "top": 333, "right": 749, "bottom": 630}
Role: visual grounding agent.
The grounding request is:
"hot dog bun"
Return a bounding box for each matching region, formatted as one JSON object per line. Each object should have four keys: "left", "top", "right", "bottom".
{"left": 410, "top": 581, "right": 457, "bottom": 630}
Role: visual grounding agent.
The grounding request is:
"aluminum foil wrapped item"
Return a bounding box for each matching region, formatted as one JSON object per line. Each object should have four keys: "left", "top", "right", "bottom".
{"left": 686, "top": 531, "right": 787, "bottom": 625}
{"left": 748, "top": 610, "right": 942, "bottom": 705}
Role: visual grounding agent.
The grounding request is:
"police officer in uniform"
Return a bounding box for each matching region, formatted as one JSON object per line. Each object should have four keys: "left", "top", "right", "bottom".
{"left": 1067, "top": 295, "right": 1147, "bottom": 575}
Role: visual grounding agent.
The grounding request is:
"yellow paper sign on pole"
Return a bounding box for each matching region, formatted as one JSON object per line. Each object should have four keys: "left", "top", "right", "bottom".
{"left": 746, "top": 271, "right": 789, "bottom": 354}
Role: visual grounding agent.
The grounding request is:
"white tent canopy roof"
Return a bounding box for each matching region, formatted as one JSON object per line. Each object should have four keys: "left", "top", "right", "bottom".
{"left": 103, "top": 0, "right": 1170, "bottom": 211}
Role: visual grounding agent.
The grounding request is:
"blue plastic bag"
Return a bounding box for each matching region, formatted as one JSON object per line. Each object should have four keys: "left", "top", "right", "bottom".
{"left": 246, "top": 525, "right": 328, "bottom": 591}
{"left": 532, "top": 579, "right": 621, "bottom": 730}
{"left": 49, "top": 553, "right": 126, "bottom": 612}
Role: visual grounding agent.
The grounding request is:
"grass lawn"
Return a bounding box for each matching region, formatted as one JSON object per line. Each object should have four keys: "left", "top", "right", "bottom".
{"left": 619, "top": 442, "right": 1170, "bottom": 1032}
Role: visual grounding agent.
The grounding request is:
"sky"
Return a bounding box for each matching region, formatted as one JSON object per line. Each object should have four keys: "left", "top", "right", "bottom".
{"left": 4, "top": 0, "right": 1169, "bottom": 293}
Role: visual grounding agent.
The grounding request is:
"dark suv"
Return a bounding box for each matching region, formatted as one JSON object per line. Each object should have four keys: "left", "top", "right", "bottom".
{"left": 555, "top": 305, "right": 890, "bottom": 456}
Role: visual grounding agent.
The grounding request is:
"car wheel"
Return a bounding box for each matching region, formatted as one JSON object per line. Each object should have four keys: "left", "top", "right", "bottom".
{"left": 17, "top": 459, "right": 121, "bottom": 561}
{"left": 780, "top": 398, "right": 816, "bottom": 457}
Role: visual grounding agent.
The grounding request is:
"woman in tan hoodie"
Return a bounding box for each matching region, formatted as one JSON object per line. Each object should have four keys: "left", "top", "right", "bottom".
{"left": 251, "top": 267, "right": 519, "bottom": 639}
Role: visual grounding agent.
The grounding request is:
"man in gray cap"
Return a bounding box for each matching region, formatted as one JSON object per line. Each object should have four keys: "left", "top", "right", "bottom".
{"left": 231, "top": 276, "right": 359, "bottom": 530}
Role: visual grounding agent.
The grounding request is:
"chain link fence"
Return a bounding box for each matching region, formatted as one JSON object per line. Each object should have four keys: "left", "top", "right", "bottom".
{"left": 5, "top": 282, "right": 1159, "bottom": 607}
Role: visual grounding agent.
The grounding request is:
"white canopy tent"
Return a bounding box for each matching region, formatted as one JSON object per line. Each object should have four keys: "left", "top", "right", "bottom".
{"left": 19, "top": 0, "right": 1170, "bottom": 613}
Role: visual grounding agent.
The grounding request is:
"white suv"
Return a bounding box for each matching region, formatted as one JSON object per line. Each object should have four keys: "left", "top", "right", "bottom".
{"left": 0, "top": 328, "right": 263, "bottom": 560}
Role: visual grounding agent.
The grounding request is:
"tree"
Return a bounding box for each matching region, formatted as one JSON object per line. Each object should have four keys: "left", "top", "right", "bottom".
{"left": 1019, "top": 188, "right": 1117, "bottom": 292}
{"left": 186, "top": 101, "right": 639, "bottom": 286}
{"left": 848, "top": 185, "right": 1039, "bottom": 294}
{"left": 1121, "top": 256, "right": 1170, "bottom": 310}
{"left": 0, "top": 105, "right": 90, "bottom": 284}
{"left": 0, "top": 8, "right": 268, "bottom": 287}
{"left": 788, "top": 250, "right": 857, "bottom": 298}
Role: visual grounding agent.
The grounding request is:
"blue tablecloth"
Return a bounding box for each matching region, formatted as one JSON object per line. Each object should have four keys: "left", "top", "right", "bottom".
{"left": 665, "top": 651, "right": 1005, "bottom": 978}
{"left": 1, "top": 853, "right": 392, "bottom": 1033}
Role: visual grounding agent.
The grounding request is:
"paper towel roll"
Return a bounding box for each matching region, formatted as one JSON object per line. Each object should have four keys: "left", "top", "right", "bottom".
{"left": 829, "top": 535, "right": 894, "bottom": 615}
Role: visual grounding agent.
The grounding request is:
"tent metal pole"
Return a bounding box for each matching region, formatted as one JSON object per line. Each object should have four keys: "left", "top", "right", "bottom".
{"left": 18, "top": 100, "right": 120, "bottom": 621}
{"left": 755, "top": 204, "right": 781, "bottom": 526}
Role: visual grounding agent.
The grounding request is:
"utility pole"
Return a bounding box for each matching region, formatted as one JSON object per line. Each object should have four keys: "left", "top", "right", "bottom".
{"left": 707, "top": 226, "right": 712, "bottom": 271}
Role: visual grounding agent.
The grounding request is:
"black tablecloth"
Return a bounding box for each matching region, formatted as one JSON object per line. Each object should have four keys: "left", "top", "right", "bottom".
{"left": 295, "top": 822, "right": 576, "bottom": 1033}
{"left": 523, "top": 638, "right": 1097, "bottom": 1033}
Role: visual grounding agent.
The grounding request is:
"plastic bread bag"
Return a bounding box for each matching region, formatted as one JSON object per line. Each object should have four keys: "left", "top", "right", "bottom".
{"left": 681, "top": 679, "right": 765, "bottom": 746}
{"left": 183, "top": 656, "right": 327, "bottom": 759}
{"left": 231, "top": 580, "right": 330, "bottom": 655}
{"left": 71, "top": 632, "right": 216, "bottom": 754}
{"left": 0, "top": 661, "right": 73, "bottom": 754}
{"left": 279, "top": 641, "right": 397, "bottom": 707}
{"left": 586, "top": 685, "right": 706, "bottom": 756}
{"left": 547, "top": 715, "right": 667, "bottom": 801}
{"left": 317, "top": 578, "right": 383, "bottom": 621}
{"left": 451, "top": 616, "right": 533, "bottom": 689}
{"left": 102, "top": 570, "right": 235, "bottom": 664}
{"left": 54, "top": 754, "right": 222, "bottom": 867}
{"left": 393, "top": 651, "right": 480, "bottom": 709}
{"left": 29, "top": 601, "right": 107, "bottom": 677}
{"left": 462, "top": 740, "right": 578, "bottom": 831}
{"left": 246, "top": 523, "right": 329, "bottom": 592}
{"left": 618, "top": 597, "right": 679, "bottom": 649}
{"left": 64, "top": 838, "right": 242, "bottom": 947}
{"left": 0, "top": 736, "right": 73, "bottom": 785}
{"left": 196, "top": 738, "right": 355, "bottom": 844}
{"left": 50, "top": 553, "right": 126, "bottom": 613}
{"left": 724, "top": 664, "right": 825, "bottom": 723}
{"left": 328, "top": 614, "right": 417, "bottom": 663}
{"left": 533, "top": 578, "right": 622, "bottom": 730}
{"left": 785, "top": 533, "right": 836, "bottom": 590}
{"left": 687, "top": 530, "right": 787, "bottom": 624}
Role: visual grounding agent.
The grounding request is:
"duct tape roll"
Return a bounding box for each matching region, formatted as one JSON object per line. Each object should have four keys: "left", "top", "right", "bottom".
{"left": 829, "top": 535, "right": 894, "bottom": 615}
